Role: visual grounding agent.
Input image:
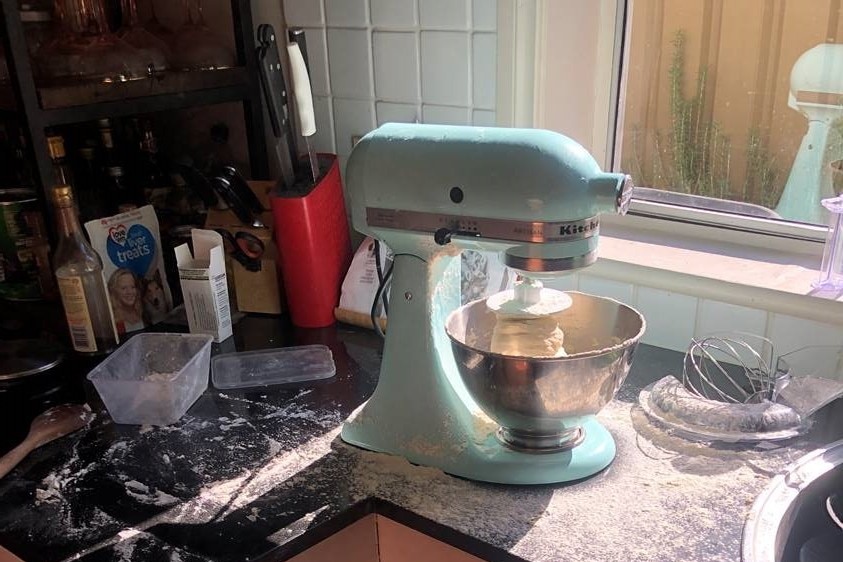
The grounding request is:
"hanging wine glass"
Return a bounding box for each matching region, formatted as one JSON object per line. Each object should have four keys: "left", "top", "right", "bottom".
{"left": 144, "top": 0, "right": 175, "bottom": 46}
{"left": 117, "top": 0, "right": 169, "bottom": 72}
{"left": 169, "top": 0, "right": 236, "bottom": 71}
{"left": 35, "top": 0, "right": 151, "bottom": 84}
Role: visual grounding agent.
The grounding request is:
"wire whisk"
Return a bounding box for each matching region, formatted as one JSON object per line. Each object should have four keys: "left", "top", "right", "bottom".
{"left": 682, "top": 333, "right": 786, "bottom": 404}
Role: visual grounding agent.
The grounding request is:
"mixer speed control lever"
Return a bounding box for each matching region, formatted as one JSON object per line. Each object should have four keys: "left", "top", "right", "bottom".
{"left": 434, "top": 227, "right": 481, "bottom": 246}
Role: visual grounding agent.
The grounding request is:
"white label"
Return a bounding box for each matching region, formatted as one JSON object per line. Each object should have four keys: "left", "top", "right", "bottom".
{"left": 57, "top": 275, "right": 97, "bottom": 353}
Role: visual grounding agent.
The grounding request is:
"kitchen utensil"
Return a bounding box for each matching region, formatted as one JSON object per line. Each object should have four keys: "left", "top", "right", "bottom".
{"left": 256, "top": 23, "right": 297, "bottom": 189}
{"left": 287, "top": 28, "right": 311, "bottom": 75}
{"left": 213, "top": 228, "right": 265, "bottom": 272}
{"left": 0, "top": 404, "right": 92, "bottom": 479}
{"left": 210, "top": 174, "right": 265, "bottom": 228}
{"left": 270, "top": 155, "right": 351, "bottom": 327}
{"left": 340, "top": 123, "right": 637, "bottom": 484}
{"left": 641, "top": 341, "right": 843, "bottom": 443}
{"left": 682, "top": 332, "right": 782, "bottom": 404}
{"left": 170, "top": 156, "right": 219, "bottom": 209}
{"left": 448, "top": 291, "right": 644, "bottom": 451}
{"left": 287, "top": 39, "right": 320, "bottom": 184}
{"left": 218, "top": 166, "right": 264, "bottom": 212}
{"left": 211, "top": 345, "right": 335, "bottom": 389}
{"left": 87, "top": 333, "right": 212, "bottom": 425}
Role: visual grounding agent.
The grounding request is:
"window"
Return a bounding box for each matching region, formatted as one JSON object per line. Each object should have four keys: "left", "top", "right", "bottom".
{"left": 618, "top": 0, "right": 843, "bottom": 231}
{"left": 530, "top": 0, "right": 842, "bottom": 244}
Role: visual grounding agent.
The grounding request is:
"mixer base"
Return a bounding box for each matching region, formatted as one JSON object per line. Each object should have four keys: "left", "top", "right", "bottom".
{"left": 343, "top": 413, "right": 617, "bottom": 484}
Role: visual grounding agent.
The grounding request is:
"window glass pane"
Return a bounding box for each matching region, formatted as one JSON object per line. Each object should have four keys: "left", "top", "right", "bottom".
{"left": 620, "top": 0, "right": 843, "bottom": 225}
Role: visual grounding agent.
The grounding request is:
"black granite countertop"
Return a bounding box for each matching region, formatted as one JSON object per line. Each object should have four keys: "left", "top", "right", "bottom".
{"left": 0, "top": 316, "right": 836, "bottom": 562}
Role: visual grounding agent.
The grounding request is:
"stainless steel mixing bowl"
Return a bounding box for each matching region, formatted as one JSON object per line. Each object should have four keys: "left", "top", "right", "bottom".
{"left": 445, "top": 291, "right": 646, "bottom": 452}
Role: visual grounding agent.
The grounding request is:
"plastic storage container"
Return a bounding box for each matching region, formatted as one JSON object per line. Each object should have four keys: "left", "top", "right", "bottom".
{"left": 211, "top": 345, "right": 335, "bottom": 389}
{"left": 87, "top": 333, "right": 213, "bottom": 425}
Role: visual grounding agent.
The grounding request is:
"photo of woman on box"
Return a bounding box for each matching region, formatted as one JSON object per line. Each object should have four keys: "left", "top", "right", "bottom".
{"left": 108, "top": 268, "right": 145, "bottom": 335}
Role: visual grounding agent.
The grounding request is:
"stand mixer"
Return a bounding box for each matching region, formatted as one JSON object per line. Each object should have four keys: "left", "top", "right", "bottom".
{"left": 341, "top": 124, "right": 646, "bottom": 485}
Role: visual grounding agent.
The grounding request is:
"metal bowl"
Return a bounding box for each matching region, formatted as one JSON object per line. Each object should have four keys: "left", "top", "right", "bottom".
{"left": 445, "top": 291, "right": 646, "bottom": 452}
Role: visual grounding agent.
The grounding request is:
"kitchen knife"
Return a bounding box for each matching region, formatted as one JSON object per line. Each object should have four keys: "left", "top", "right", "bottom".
{"left": 288, "top": 28, "right": 310, "bottom": 76}
{"left": 256, "top": 24, "right": 297, "bottom": 190}
{"left": 287, "top": 40, "right": 320, "bottom": 184}
{"left": 210, "top": 175, "right": 266, "bottom": 228}
{"left": 219, "top": 165, "right": 264, "bottom": 212}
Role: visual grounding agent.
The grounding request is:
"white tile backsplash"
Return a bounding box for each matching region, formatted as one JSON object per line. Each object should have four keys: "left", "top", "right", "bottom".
{"left": 472, "top": 33, "right": 496, "bottom": 109}
{"left": 769, "top": 314, "right": 843, "bottom": 380}
{"left": 376, "top": 102, "right": 419, "bottom": 125}
{"left": 327, "top": 28, "right": 373, "bottom": 98}
{"left": 422, "top": 104, "right": 470, "bottom": 125}
{"left": 332, "top": 98, "right": 375, "bottom": 156}
{"left": 472, "top": 109, "right": 496, "bottom": 126}
{"left": 578, "top": 275, "right": 634, "bottom": 304}
{"left": 636, "top": 287, "right": 698, "bottom": 352}
{"left": 420, "top": 0, "right": 469, "bottom": 29}
{"left": 472, "top": 0, "right": 497, "bottom": 30}
{"left": 283, "top": 0, "right": 324, "bottom": 26}
{"left": 373, "top": 32, "right": 419, "bottom": 102}
{"left": 312, "top": 0, "right": 496, "bottom": 171}
{"left": 325, "top": 0, "right": 368, "bottom": 26}
{"left": 303, "top": 27, "right": 330, "bottom": 96}
{"left": 310, "top": 95, "right": 336, "bottom": 154}
{"left": 421, "top": 31, "right": 470, "bottom": 106}
{"left": 769, "top": 314, "right": 843, "bottom": 355}
{"left": 696, "top": 300, "right": 768, "bottom": 339}
{"left": 371, "top": 0, "right": 417, "bottom": 27}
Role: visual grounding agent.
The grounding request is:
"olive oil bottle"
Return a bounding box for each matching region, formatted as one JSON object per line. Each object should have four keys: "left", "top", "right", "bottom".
{"left": 52, "top": 185, "right": 118, "bottom": 355}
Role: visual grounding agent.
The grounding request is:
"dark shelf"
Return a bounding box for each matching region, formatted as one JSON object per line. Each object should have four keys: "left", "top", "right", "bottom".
{"left": 0, "top": 0, "right": 270, "bottom": 240}
{"left": 0, "top": 84, "right": 14, "bottom": 112}
{"left": 38, "top": 68, "right": 252, "bottom": 126}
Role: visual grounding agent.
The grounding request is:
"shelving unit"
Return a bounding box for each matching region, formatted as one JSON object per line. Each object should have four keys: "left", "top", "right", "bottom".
{"left": 0, "top": 0, "right": 269, "bottom": 213}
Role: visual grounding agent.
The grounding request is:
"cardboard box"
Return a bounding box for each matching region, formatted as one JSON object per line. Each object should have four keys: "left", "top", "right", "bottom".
{"left": 204, "top": 180, "right": 283, "bottom": 315}
{"left": 175, "top": 229, "right": 233, "bottom": 342}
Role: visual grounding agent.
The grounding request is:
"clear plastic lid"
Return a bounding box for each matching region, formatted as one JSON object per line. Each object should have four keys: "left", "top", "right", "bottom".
{"left": 211, "top": 345, "right": 336, "bottom": 389}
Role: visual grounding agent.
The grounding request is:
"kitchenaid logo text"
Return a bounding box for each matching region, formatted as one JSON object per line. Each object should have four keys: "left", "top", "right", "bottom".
{"left": 559, "top": 219, "right": 599, "bottom": 237}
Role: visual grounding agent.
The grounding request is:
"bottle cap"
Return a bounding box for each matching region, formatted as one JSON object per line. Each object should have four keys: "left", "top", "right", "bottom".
{"left": 46, "top": 136, "right": 66, "bottom": 159}
{"left": 51, "top": 185, "right": 74, "bottom": 208}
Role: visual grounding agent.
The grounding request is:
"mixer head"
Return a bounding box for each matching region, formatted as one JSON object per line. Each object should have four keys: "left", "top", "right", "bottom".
{"left": 345, "top": 123, "right": 634, "bottom": 274}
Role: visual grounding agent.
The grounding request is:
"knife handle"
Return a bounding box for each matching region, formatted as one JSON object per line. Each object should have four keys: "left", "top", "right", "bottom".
{"left": 287, "top": 42, "right": 316, "bottom": 137}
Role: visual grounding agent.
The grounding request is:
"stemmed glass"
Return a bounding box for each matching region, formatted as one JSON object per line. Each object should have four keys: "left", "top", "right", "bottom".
{"left": 169, "top": 0, "right": 236, "bottom": 71}
{"left": 35, "top": 0, "right": 150, "bottom": 84}
{"left": 117, "top": 0, "right": 170, "bottom": 73}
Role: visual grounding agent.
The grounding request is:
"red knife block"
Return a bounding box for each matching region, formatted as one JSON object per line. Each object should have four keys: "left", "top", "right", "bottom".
{"left": 270, "top": 155, "right": 352, "bottom": 328}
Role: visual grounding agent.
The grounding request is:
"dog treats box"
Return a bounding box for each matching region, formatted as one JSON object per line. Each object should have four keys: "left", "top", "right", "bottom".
{"left": 85, "top": 206, "right": 174, "bottom": 337}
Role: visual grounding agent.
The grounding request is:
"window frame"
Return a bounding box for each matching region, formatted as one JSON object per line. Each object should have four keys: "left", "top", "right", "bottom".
{"left": 518, "top": 0, "right": 829, "bottom": 255}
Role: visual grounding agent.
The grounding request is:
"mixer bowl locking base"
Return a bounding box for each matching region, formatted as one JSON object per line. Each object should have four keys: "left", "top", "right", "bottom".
{"left": 497, "top": 426, "right": 586, "bottom": 453}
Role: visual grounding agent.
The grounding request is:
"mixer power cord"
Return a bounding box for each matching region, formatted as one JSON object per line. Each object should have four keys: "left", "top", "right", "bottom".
{"left": 371, "top": 240, "right": 393, "bottom": 339}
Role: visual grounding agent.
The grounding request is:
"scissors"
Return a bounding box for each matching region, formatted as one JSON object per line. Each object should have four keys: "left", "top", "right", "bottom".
{"left": 214, "top": 228, "right": 265, "bottom": 272}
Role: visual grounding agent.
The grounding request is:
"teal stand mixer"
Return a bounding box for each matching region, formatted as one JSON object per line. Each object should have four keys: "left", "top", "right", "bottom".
{"left": 341, "top": 124, "right": 646, "bottom": 485}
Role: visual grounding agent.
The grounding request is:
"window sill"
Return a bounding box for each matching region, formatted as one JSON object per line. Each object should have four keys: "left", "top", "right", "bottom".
{"left": 592, "top": 222, "right": 843, "bottom": 326}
